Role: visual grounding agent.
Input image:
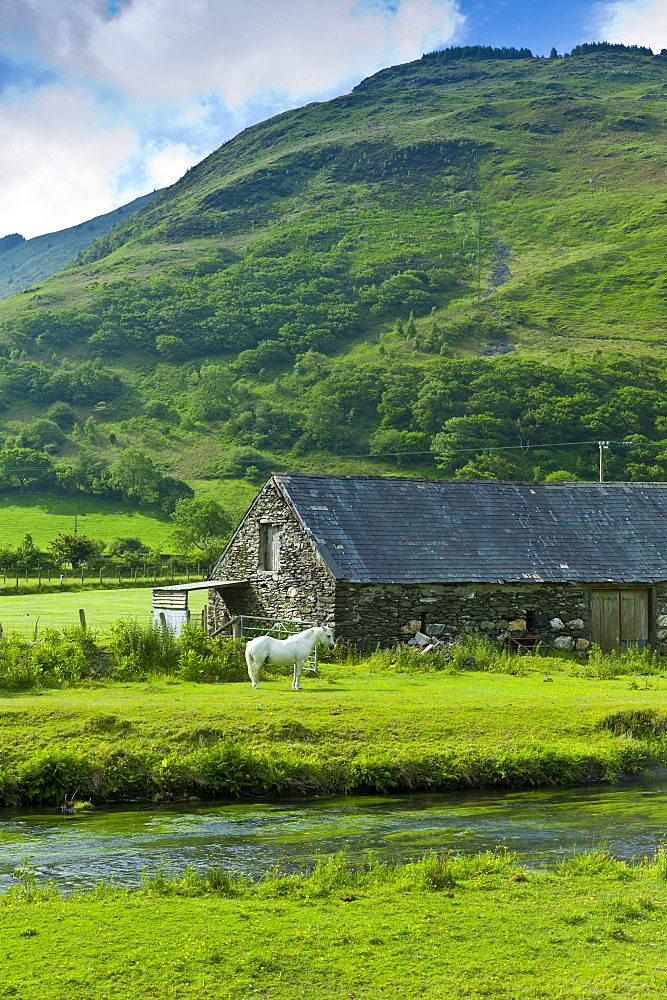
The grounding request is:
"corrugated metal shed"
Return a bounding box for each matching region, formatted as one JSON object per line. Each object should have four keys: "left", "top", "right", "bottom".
{"left": 273, "top": 475, "right": 667, "bottom": 585}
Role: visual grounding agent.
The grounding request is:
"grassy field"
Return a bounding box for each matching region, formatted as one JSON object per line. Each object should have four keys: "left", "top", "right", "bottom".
{"left": 3, "top": 657, "right": 667, "bottom": 996}
{"left": 4, "top": 851, "right": 667, "bottom": 997}
{"left": 0, "top": 586, "right": 210, "bottom": 637}
{"left": 0, "top": 478, "right": 257, "bottom": 550}
{"left": 0, "top": 662, "right": 663, "bottom": 804}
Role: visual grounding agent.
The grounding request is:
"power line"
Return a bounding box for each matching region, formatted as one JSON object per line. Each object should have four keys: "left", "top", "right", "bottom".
{"left": 0, "top": 438, "right": 663, "bottom": 472}
{"left": 302, "top": 438, "right": 667, "bottom": 460}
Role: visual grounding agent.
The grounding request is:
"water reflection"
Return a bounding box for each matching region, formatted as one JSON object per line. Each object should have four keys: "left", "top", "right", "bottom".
{"left": 1, "top": 777, "right": 666, "bottom": 891}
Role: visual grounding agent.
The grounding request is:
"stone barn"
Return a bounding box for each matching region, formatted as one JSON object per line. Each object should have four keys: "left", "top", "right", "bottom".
{"left": 209, "top": 474, "right": 667, "bottom": 651}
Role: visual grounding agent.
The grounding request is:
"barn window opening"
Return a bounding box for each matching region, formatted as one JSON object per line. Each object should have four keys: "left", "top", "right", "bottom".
{"left": 526, "top": 610, "right": 549, "bottom": 634}
{"left": 260, "top": 523, "right": 281, "bottom": 571}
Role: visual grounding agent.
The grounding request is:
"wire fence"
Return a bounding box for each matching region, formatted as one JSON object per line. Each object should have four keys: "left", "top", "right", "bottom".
{"left": 0, "top": 563, "right": 206, "bottom": 590}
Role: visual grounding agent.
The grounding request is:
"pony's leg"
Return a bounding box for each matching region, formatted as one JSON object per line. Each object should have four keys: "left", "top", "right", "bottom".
{"left": 292, "top": 660, "right": 304, "bottom": 691}
{"left": 246, "top": 651, "right": 260, "bottom": 689}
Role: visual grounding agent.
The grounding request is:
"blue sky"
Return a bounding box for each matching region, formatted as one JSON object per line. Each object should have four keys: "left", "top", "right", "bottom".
{"left": 0, "top": 0, "right": 665, "bottom": 239}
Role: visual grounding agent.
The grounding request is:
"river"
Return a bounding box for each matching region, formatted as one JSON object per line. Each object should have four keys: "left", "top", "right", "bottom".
{"left": 2, "top": 776, "right": 666, "bottom": 891}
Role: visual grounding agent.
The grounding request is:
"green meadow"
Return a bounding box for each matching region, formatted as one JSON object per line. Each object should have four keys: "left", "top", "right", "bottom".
{"left": 0, "top": 478, "right": 257, "bottom": 550}
{"left": 1, "top": 657, "right": 665, "bottom": 805}
{"left": 4, "top": 853, "right": 667, "bottom": 999}
{"left": 0, "top": 586, "right": 210, "bottom": 638}
{"left": 3, "top": 650, "right": 667, "bottom": 997}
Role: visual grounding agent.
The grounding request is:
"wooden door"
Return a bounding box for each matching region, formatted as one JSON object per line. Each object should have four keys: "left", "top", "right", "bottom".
{"left": 620, "top": 590, "right": 649, "bottom": 647}
{"left": 591, "top": 590, "right": 649, "bottom": 651}
{"left": 591, "top": 591, "right": 620, "bottom": 652}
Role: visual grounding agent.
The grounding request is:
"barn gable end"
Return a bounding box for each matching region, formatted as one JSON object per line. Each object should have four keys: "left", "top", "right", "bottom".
{"left": 210, "top": 478, "right": 337, "bottom": 628}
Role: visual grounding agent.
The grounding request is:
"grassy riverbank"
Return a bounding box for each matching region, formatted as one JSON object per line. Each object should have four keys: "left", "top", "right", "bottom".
{"left": 0, "top": 665, "right": 665, "bottom": 805}
{"left": 4, "top": 851, "right": 667, "bottom": 998}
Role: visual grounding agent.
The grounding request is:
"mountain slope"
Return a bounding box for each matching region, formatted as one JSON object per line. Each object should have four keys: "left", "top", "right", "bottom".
{"left": 0, "top": 190, "right": 162, "bottom": 301}
{"left": 2, "top": 47, "right": 666, "bottom": 352}
{"left": 0, "top": 46, "right": 666, "bottom": 499}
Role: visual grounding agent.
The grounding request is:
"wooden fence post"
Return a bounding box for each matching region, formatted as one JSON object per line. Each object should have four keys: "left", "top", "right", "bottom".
{"left": 79, "top": 609, "right": 86, "bottom": 631}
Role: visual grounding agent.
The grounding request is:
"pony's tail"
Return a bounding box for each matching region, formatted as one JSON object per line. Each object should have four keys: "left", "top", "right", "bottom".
{"left": 245, "top": 643, "right": 259, "bottom": 687}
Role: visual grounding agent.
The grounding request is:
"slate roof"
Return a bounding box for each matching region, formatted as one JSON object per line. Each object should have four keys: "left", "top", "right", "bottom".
{"left": 273, "top": 474, "right": 667, "bottom": 585}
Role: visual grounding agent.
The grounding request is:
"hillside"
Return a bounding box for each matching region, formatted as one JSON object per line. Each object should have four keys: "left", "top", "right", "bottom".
{"left": 0, "top": 190, "right": 162, "bottom": 301}
{"left": 0, "top": 44, "right": 667, "bottom": 526}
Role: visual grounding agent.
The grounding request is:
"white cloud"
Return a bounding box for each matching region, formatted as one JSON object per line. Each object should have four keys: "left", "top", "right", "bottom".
{"left": 0, "top": 0, "right": 463, "bottom": 237}
{"left": 1, "top": 0, "right": 463, "bottom": 101}
{"left": 145, "top": 142, "right": 196, "bottom": 188}
{"left": 595, "top": 1, "right": 667, "bottom": 50}
{"left": 0, "top": 84, "right": 136, "bottom": 238}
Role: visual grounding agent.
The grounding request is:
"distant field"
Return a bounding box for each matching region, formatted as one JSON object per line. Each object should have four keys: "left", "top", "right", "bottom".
{"left": 0, "top": 479, "right": 258, "bottom": 549}
{"left": 0, "top": 586, "right": 210, "bottom": 638}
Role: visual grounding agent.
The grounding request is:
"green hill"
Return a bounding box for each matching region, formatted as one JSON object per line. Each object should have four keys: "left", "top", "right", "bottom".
{"left": 0, "top": 190, "right": 162, "bottom": 302}
{"left": 0, "top": 43, "right": 667, "bottom": 522}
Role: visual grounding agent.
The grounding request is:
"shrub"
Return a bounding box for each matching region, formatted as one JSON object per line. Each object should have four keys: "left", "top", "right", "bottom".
{"left": 555, "top": 850, "right": 633, "bottom": 881}
{"left": 597, "top": 709, "right": 667, "bottom": 741}
{"left": 177, "top": 629, "right": 247, "bottom": 682}
{"left": 0, "top": 628, "right": 104, "bottom": 690}
{"left": 15, "top": 748, "right": 103, "bottom": 803}
{"left": 576, "top": 644, "right": 662, "bottom": 679}
{"left": 29, "top": 627, "right": 100, "bottom": 684}
{"left": 107, "top": 620, "right": 180, "bottom": 678}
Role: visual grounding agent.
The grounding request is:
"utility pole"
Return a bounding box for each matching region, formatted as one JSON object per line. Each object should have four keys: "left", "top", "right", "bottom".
{"left": 598, "top": 441, "right": 610, "bottom": 483}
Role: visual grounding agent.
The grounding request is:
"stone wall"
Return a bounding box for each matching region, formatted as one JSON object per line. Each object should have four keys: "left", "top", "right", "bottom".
{"left": 655, "top": 586, "right": 667, "bottom": 653}
{"left": 333, "top": 581, "right": 592, "bottom": 649}
{"left": 209, "top": 480, "right": 336, "bottom": 628}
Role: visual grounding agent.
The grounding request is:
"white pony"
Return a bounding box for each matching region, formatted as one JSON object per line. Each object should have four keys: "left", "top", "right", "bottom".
{"left": 245, "top": 625, "right": 335, "bottom": 690}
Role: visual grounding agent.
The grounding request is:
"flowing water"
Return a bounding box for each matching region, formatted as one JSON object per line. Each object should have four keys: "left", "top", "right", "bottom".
{"left": 2, "top": 777, "right": 667, "bottom": 891}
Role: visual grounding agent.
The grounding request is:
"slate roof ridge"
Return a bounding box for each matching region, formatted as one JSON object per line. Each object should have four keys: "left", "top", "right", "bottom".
{"left": 275, "top": 474, "right": 667, "bottom": 488}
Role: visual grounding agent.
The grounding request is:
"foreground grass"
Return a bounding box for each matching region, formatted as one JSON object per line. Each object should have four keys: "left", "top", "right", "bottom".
{"left": 0, "top": 665, "right": 665, "bottom": 804}
{"left": 4, "top": 851, "right": 667, "bottom": 998}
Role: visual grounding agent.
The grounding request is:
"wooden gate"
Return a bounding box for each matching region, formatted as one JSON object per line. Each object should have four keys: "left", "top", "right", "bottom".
{"left": 591, "top": 589, "right": 650, "bottom": 652}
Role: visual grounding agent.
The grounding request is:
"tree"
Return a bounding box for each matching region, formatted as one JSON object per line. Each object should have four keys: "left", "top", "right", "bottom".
{"left": 155, "top": 335, "right": 190, "bottom": 362}
{"left": 108, "top": 536, "right": 150, "bottom": 559}
{"left": 170, "top": 498, "right": 234, "bottom": 560}
{"left": 107, "top": 536, "right": 152, "bottom": 564}
{"left": 48, "top": 533, "right": 101, "bottom": 568}
{"left": 109, "top": 448, "right": 162, "bottom": 504}
{"left": 15, "top": 419, "right": 67, "bottom": 452}
{"left": 219, "top": 447, "right": 273, "bottom": 478}
{"left": 0, "top": 448, "right": 55, "bottom": 490}
{"left": 45, "top": 401, "right": 77, "bottom": 431}
{"left": 15, "top": 533, "right": 42, "bottom": 568}
{"left": 544, "top": 470, "right": 580, "bottom": 482}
